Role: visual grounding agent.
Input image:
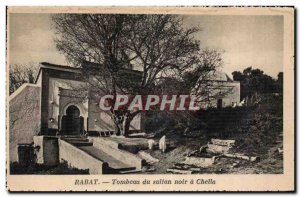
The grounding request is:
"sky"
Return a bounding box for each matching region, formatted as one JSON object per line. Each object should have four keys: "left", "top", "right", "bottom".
{"left": 9, "top": 13, "right": 283, "bottom": 78}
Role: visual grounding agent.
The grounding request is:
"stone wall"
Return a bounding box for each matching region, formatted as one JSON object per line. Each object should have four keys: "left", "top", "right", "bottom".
{"left": 33, "top": 136, "right": 59, "bottom": 166}
{"left": 9, "top": 84, "right": 40, "bottom": 162}
{"left": 88, "top": 98, "right": 142, "bottom": 132}
{"left": 58, "top": 139, "right": 108, "bottom": 174}
{"left": 48, "top": 77, "right": 89, "bottom": 131}
{"left": 89, "top": 137, "right": 145, "bottom": 170}
{"left": 208, "top": 81, "right": 240, "bottom": 108}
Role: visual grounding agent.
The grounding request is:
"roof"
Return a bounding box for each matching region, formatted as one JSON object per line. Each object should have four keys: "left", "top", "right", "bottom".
{"left": 34, "top": 62, "right": 81, "bottom": 83}
{"left": 35, "top": 61, "right": 142, "bottom": 84}
{"left": 207, "top": 71, "right": 234, "bottom": 82}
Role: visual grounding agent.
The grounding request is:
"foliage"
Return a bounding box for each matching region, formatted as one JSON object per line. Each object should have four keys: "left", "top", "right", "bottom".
{"left": 52, "top": 14, "right": 222, "bottom": 136}
{"left": 9, "top": 64, "right": 39, "bottom": 95}
{"left": 232, "top": 67, "right": 282, "bottom": 99}
{"left": 232, "top": 94, "right": 283, "bottom": 155}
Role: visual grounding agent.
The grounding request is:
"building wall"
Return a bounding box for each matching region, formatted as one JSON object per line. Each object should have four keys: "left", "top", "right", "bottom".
{"left": 47, "top": 76, "right": 141, "bottom": 133}
{"left": 88, "top": 96, "right": 142, "bottom": 132}
{"left": 48, "top": 77, "right": 88, "bottom": 132}
{"left": 39, "top": 67, "right": 83, "bottom": 134}
{"left": 58, "top": 139, "right": 108, "bottom": 174}
{"left": 9, "top": 84, "right": 40, "bottom": 162}
{"left": 208, "top": 81, "right": 240, "bottom": 108}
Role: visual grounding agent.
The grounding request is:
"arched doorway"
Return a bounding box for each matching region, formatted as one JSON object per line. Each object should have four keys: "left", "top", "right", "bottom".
{"left": 217, "top": 99, "right": 223, "bottom": 109}
{"left": 61, "top": 105, "right": 84, "bottom": 136}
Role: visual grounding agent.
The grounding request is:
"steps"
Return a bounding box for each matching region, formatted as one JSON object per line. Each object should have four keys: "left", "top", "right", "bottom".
{"left": 62, "top": 137, "right": 93, "bottom": 146}
{"left": 79, "top": 146, "right": 136, "bottom": 173}
{"left": 61, "top": 136, "right": 137, "bottom": 174}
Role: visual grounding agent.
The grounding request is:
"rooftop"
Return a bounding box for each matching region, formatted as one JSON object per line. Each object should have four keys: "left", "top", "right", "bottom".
{"left": 207, "top": 71, "right": 234, "bottom": 82}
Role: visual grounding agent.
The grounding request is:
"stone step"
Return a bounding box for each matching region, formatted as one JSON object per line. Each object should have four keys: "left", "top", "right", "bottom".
{"left": 69, "top": 141, "right": 93, "bottom": 146}
{"left": 61, "top": 135, "right": 87, "bottom": 138}
{"left": 117, "top": 169, "right": 141, "bottom": 174}
{"left": 79, "top": 146, "right": 136, "bottom": 171}
{"left": 63, "top": 138, "right": 89, "bottom": 142}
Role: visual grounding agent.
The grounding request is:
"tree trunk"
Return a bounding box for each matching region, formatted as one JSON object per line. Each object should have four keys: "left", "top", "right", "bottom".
{"left": 111, "top": 112, "right": 138, "bottom": 137}
{"left": 122, "top": 115, "right": 131, "bottom": 137}
{"left": 111, "top": 113, "right": 122, "bottom": 136}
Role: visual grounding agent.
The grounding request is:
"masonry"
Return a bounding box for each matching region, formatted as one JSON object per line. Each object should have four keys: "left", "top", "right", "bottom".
{"left": 9, "top": 62, "right": 143, "bottom": 162}
{"left": 9, "top": 62, "right": 240, "bottom": 174}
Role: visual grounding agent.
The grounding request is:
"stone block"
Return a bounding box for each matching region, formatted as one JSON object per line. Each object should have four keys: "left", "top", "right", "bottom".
{"left": 137, "top": 151, "right": 159, "bottom": 164}
{"left": 33, "top": 136, "right": 59, "bottom": 166}
{"left": 206, "top": 144, "right": 231, "bottom": 154}
{"left": 17, "top": 144, "right": 34, "bottom": 166}
{"left": 211, "top": 138, "right": 235, "bottom": 146}
{"left": 182, "top": 156, "right": 215, "bottom": 168}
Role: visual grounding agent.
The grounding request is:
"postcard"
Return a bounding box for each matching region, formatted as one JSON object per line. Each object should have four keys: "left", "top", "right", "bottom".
{"left": 6, "top": 6, "right": 295, "bottom": 192}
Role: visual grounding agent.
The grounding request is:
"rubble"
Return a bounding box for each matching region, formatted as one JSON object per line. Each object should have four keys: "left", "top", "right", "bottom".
{"left": 166, "top": 137, "right": 259, "bottom": 174}
{"left": 211, "top": 138, "right": 235, "bottom": 146}
{"left": 231, "top": 162, "right": 239, "bottom": 168}
{"left": 137, "top": 151, "right": 159, "bottom": 164}
{"left": 142, "top": 166, "right": 156, "bottom": 172}
{"left": 206, "top": 138, "right": 235, "bottom": 154}
{"left": 187, "top": 150, "right": 199, "bottom": 157}
{"left": 206, "top": 144, "right": 231, "bottom": 154}
{"left": 159, "top": 135, "right": 167, "bottom": 153}
{"left": 199, "top": 145, "right": 208, "bottom": 154}
{"left": 166, "top": 168, "right": 193, "bottom": 174}
{"left": 181, "top": 156, "right": 217, "bottom": 168}
{"left": 222, "top": 153, "right": 260, "bottom": 162}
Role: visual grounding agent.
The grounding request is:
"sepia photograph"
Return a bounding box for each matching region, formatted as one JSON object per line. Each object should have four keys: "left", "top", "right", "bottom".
{"left": 6, "top": 6, "right": 294, "bottom": 192}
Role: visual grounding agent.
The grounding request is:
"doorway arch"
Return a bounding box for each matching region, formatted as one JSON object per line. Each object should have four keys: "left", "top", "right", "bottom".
{"left": 61, "top": 105, "right": 84, "bottom": 136}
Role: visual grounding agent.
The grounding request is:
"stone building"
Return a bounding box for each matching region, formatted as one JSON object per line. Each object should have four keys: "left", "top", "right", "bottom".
{"left": 9, "top": 62, "right": 142, "bottom": 162}
{"left": 9, "top": 62, "right": 240, "bottom": 169}
{"left": 194, "top": 71, "right": 241, "bottom": 109}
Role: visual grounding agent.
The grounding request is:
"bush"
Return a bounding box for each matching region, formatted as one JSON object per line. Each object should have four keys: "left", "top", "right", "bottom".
{"left": 10, "top": 161, "right": 89, "bottom": 174}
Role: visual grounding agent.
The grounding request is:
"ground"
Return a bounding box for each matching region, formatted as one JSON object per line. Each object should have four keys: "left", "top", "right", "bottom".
{"left": 144, "top": 137, "right": 283, "bottom": 174}
{"left": 141, "top": 93, "right": 283, "bottom": 174}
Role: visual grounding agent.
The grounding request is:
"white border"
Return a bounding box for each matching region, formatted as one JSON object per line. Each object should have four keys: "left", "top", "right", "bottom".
{"left": 1, "top": 1, "right": 298, "bottom": 196}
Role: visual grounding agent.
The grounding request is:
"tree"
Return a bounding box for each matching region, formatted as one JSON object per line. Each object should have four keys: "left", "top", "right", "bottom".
{"left": 9, "top": 64, "right": 38, "bottom": 95}
{"left": 277, "top": 72, "right": 283, "bottom": 93}
{"left": 154, "top": 49, "right": 228, "bottom": 132}
{"left": 52, "top": 14, "right": 219, "bottom": 136}
{"left": 232, "top": 67, "right": 278, "bottom": 99}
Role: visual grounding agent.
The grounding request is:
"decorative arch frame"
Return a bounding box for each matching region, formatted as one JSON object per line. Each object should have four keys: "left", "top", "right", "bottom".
{"left": 63, "top": 102, "right": 84, "bottom": 117}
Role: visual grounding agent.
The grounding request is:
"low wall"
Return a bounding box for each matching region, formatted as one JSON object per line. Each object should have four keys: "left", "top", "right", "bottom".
{"left": 33, "top": 136, "right": 59, "bottom": 166}
{"left": 58, "top": 139, "right": 108, "bottom": 174}
{"left": 89, "top": 137, "right": 145, "bottom": 170}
